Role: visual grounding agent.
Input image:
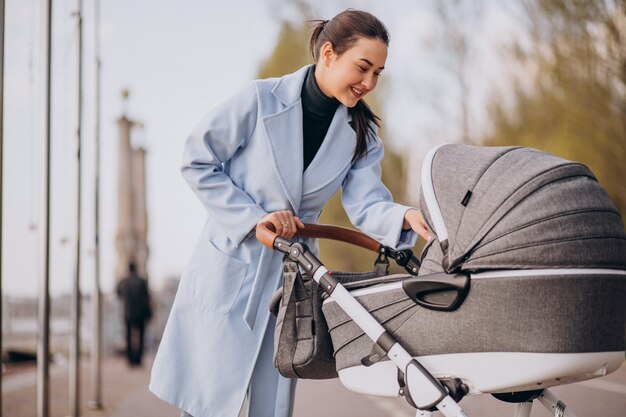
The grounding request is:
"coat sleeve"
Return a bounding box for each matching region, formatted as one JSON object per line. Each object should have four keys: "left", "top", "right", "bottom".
{"left": 341, "top": 133, "right": 418, "bottom": 250}
{"left": 181, "top": 83, "right": 268, "bottom": 247}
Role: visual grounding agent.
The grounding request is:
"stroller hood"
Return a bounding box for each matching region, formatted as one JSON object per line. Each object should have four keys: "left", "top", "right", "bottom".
{"left": 418, "top": 144, "right": 626, "bottom": 273}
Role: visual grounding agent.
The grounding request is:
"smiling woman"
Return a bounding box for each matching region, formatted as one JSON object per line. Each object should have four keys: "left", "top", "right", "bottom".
{"left": 309, "top": 10, "right": 390, "bottom": 163}
{"left": 315, "top": 38, "right": 386, "bottom": 118}
{"left": 149, "top": 8, "right": 431, "bottom": 417}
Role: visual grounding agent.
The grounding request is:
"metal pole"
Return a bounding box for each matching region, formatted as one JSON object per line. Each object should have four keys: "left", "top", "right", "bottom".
{"left": 537, "top": 389, "right": 577, "bottom": 417}
{"left": 69, "top": 1, "right": 83, "bottom": 416}
{"left": 38, "top": 0, "right": 53, "bottom": 416}
{"left": 0, "top": 0, "right": 5, "bottom": 414}
{"left": 89, "top": 0, "right": 103, "bottom": 409}
{"left": 514, "top": 402, "right": 533, "bottom": 417}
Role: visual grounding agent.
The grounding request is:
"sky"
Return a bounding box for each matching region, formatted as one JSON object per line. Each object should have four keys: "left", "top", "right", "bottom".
{"left": 2, "top": 0, "right": 524, "bottom": 297}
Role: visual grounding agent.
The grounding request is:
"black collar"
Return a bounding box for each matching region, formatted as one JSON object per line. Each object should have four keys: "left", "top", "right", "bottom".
{"left": 301, "top": 65, "right": 339, "bottom": 118}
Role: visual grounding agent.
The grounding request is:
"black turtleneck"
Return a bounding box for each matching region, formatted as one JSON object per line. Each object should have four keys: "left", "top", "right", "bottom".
{"left": 301, "top": 65, "right": 339, "bottom": 171}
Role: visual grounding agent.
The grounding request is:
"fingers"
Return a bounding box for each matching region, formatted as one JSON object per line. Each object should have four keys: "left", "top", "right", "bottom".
{"left": 414, "top": 211, "right": 433, "bottom": 241}
{"left": 277, "top": 212, "right": 293, "bottom": 239}
{"left": 405, "top": 209, "right": 433, "bottom": 241}
{"left": 413, "top": 223, "right": 432, "bottom": 241}
{"left": 262, "top": 210, "right": 299, "bottom": 239}
{"left": 278, "top": 215, "right": 305, "bottom": 239}
{"left": 284, "top": 214, "right": 297, "bottom": 239}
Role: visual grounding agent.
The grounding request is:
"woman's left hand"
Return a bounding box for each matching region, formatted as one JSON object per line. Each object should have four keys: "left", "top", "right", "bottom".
{"left": 403, "top": 209, "right": 433, "bottom": 241}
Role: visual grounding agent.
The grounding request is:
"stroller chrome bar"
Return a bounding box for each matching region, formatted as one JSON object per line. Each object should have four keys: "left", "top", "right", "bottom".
{"left": 511, "top": 389, "right": 577, "bottom": 417}
{"left": 514, "top": 402, "right": 532, "bottom": 417}
{"left": 537, "top": 389, "right": 577, "bottom": 417}
{"left": 256, "top": 222, "right": 472, "bottom": 417}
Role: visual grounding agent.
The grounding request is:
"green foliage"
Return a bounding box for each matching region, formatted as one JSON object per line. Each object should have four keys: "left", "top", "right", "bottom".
{"left": 257, "top": 23, "right": 313, "bottom": 79}
{"left": 257, "top": 20, "right": 413, "bottom": 273}
{"left": 483, "top": 0, "right": 626, "bottom": 216}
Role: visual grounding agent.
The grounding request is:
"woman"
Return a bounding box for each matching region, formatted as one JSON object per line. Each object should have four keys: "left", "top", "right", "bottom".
{"left": 150, "top": 9, "right": 432, "bottom": 417}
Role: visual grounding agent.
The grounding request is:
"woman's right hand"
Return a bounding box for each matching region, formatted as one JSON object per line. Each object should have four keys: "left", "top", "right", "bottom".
{"left": 257, "top": 210, "right": 305, "bottom": 240}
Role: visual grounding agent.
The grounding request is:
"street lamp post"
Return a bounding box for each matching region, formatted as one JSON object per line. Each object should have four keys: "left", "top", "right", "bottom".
{"left": 89, "top": 0, "right": 104, "bottom": 410}
{"left": 38, "top": 0, "right": 54, "bottom": 416}
{"left": 0, "top": 0, "right": 6, "bottom": 412}
{"left": 68, "top": 1, "right": 84, "bottom": 416}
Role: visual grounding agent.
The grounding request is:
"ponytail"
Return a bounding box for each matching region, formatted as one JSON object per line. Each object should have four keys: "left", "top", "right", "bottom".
{"left": 349, "top": 101, "right": 381, "bottom": 162}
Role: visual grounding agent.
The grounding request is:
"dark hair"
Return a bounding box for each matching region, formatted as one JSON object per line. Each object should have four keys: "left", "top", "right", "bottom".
{"left": 309, "top": 9, "right": 390, "bottom": 162}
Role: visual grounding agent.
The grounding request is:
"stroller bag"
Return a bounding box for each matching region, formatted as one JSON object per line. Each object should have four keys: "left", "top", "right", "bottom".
{"left": 270, "top": 260, "right": 337, "bottom": 379}
{"left": 269, "top": 259, "right": 389, "bottom": 379}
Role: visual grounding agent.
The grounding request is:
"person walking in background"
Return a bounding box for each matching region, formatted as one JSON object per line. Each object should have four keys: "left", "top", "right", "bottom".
{"left": 116, "top": 262, "right": 152, "bottom": 367}
{"left": 150, "top": 9, "right": 432, "bottom": 417}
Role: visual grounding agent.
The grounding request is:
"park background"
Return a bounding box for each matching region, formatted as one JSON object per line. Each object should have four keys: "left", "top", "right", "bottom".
{"left": 4, "top": 0, "right": 625, "bottom": 296}
{"left": 2, "top": 0, "right": 625, "bottom": 415}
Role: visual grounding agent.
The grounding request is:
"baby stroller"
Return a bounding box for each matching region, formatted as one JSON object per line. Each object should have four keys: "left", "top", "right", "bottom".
{"left": 257, "top": 144, "right": 626, "bottom": 417}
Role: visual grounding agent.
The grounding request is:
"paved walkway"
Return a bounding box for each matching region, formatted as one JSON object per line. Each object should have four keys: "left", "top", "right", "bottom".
{"left": 2, "top": 354, "right": 179, "bottom": 417}
{"left": 3, "top": 354, "right": 626, "bottom": 416}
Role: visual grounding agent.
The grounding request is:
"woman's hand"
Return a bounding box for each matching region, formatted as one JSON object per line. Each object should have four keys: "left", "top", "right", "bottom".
{"left": 258, "top": 210, "right": 305, "bottom": 240}
{"left": 403, "top": 209, "right": 433, "bottom": 241}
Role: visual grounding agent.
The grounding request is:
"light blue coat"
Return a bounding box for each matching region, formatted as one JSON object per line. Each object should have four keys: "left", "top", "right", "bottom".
{"left": 149, "top": 65, "right": 417, "bottom": 417}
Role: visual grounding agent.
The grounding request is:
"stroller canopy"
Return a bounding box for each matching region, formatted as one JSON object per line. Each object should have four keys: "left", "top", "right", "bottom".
{"left": 419, "top": 144, "right": 626, "bottom": 272}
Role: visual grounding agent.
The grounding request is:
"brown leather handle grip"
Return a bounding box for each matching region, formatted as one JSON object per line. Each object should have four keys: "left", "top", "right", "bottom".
{"left": 255, "top": 222, "right": 381, "bottom": 252}
{"left": 256, "top": 221, "right": 280, "bottom": 249}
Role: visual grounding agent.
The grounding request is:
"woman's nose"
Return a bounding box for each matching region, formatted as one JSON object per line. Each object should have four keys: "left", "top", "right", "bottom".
{"left": 362, "top": 73, "right": 376, "bottom": 91}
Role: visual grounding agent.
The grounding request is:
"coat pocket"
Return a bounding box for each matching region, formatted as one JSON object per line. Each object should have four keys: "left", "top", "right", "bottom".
{"left": 191, "top": 237, "right": 250, "bottom": 315}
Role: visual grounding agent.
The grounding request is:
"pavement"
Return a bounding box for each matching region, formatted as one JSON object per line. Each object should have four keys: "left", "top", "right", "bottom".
{"left": 3, "top": 353, "right": 626, "bottom": 417}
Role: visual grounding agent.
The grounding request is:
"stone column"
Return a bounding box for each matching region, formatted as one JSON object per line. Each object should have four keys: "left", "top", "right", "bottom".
{"left": 115, "top": 115, "right": 136, "bottom": 283}
{"left": 132, "top": 147, "right": 149, "bottom": 280}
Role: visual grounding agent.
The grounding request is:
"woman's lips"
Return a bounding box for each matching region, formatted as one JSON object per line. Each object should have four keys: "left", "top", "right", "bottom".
{"left": 351, "top": 86, "right": 364, "bottom": 98}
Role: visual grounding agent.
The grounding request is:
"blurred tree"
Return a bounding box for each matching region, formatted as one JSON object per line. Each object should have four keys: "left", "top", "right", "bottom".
{"left": 435, "top": 0, "right": 484, "bottom": 144}
{"left": 257, "top": 18, "right": 413, "bottom": 273}
{"left": 483, "top": 0, "right": 626, "bottom": 215}
{"left": 257, "top": 23, "right": 311, "bottom": 79}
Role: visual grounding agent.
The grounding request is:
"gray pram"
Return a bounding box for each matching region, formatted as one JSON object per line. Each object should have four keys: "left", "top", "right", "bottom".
{"left": 258, "top": 144, "right": 626, "bottom": 417}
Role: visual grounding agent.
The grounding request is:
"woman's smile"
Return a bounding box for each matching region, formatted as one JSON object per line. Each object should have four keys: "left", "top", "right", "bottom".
{"left": 350, "top": 86, "right": 365, "bottom": 99}
{"left": 315, "top": 37, "right": 387, "bottom": 108}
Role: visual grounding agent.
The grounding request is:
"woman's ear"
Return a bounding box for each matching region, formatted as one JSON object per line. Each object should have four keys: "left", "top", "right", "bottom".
{"left": 320, "top": 41, "right": 336, "bottom": 67}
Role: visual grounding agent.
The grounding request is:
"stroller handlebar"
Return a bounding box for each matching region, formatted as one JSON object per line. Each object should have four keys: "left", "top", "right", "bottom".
{"left": 255, "top": 222, "right": 381, "bottom": 252}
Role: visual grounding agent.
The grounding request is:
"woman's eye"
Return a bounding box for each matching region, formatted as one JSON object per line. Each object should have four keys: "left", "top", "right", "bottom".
{"left": 357, "top": 66, "right": 367, "bottom": 72}
{"left": 374, "top": 72, "right": 382, "bottom": 77}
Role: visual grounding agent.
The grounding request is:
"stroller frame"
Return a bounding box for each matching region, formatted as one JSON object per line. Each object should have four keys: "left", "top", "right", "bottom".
{"left": 416, "top": 389, "right": 577, "bottom": 417}
{"left": 257, "top": 223, "right": 607, "bottom": 417}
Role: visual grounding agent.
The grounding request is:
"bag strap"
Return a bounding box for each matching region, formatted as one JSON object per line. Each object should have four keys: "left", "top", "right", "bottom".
{"left": 273, "top": 260, "right": 300, "bottom": 378}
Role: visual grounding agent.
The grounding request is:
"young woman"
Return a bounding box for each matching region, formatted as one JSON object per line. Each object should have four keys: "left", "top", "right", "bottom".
{"left": 150, "top": 9, "right": 432, "bottom": 417}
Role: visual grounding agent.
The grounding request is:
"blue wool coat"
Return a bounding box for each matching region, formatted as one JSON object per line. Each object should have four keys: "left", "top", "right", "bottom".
{"left": 149, "top": 65, "right": 417, "bottom": 417}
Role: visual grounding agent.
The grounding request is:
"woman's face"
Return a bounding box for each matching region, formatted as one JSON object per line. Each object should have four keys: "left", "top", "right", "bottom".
{"left": 316, "top": 37, "right": 388, "bottom": 108}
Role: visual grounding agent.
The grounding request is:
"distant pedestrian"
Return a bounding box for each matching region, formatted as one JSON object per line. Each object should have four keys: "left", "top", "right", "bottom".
{"left": 116, "top": 262, "right": 152, "bottom": 366}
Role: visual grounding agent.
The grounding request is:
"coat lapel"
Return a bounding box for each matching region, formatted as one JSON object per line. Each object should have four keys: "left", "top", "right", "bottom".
{"left": 262, "top": 67, "right": 309, "bottom": 213}
{"left": 303, "top": 105, "right": 356, "bottom": 195}
{"left": 262, "top": 65, "right": 357, "bottom": 211}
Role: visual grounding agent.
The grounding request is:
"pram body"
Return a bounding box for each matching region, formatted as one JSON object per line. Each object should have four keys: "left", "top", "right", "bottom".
{"left": 323, "top": 269, "right": 625, "bottom": 397}
{"left": 259, "top": 144, "right": 626, "bottom": 416}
